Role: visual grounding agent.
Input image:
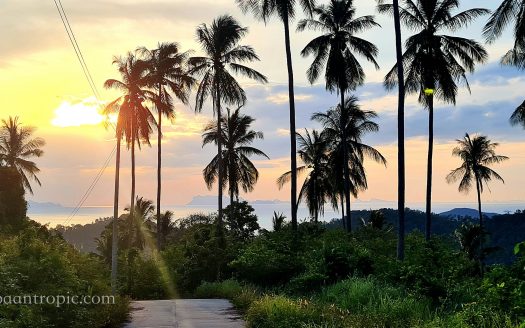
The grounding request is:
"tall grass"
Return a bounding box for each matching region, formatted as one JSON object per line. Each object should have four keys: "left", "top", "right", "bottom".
{"left": 194, "top": 279, "right": 258, "bottom": 311}
{"left": 316, "top": 277, "right": 433, "bottom": 327}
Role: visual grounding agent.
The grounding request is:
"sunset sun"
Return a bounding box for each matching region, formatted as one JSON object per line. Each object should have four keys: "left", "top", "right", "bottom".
{"left": 51, "top": 97, "right": 115, "bottom": 127}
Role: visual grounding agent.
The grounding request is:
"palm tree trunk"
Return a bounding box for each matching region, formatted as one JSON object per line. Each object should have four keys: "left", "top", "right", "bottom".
{"left": 340, "top": 192, "right": 346, "bottom": 230}
{"left": 130, "top": 122, "right": 136, "bottom": 220}
{"left": 425, "top": 94, "right": 434, "bottom": 241}
{"left": 156, "top": 87, "right": 162, "bottom": 250}
{"left": 392, "top": 0, "right": 406, "bottom": 261}
{"left": 216, "top": 84, "right": 224, "bottom": 229}
{"left": 283, "top": 16, "right": 298, "bottom": 231}
{"left": 340, "top": 91, "right": 352, "bottom": 232}
{"left": 476, "top": 176, "right": 485, "bottom": 275}
{"left": 476, "top": 177, "right": 483, "bottom": 229}
{"left": 111, "top": 135, "right": 121, "bottom": 295}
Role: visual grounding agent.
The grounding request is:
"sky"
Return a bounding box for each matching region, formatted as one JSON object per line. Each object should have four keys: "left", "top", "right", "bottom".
{"left": 1, "top": 0, "right": 524, "bottom": 210}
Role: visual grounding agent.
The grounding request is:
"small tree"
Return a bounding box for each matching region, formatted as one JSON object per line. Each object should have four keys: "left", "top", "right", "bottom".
{"left": 223, "top": 201, "right": 260, "bottom": 242}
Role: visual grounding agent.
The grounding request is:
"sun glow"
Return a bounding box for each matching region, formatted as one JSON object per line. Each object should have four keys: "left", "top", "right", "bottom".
{"left": 51, "top": 97, "right": 116, "bottom": 127}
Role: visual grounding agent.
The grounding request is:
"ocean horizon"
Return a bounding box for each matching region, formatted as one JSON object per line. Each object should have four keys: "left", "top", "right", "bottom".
{"left": 27, "top": 200, "right": 524, "bottom": 230}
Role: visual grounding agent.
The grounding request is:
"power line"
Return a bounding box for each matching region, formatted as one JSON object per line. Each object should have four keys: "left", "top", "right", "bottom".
{"left": 52, "top": 0, "right": 117, "bottom": 225}
{"left": 53, "top": 0, "right": 100, "bottom": 100}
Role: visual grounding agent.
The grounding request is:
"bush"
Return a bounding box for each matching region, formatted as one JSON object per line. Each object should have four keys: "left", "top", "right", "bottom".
{"left": 246, "top": 295, "right": 330, "bottom": 328}
{"left": 316, "top": 277, "right": 433, "bottom": 327}
{"left": 194, "top": 280, "right": 259, "bottom": 311}
{"left": 230, "top": 231, "right": 302, "bottom": 286}
{"left": 0, "top": 224, "right": 129, "bottom": 327}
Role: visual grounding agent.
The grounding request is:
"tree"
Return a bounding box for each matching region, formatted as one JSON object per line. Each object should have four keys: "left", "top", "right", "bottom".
{"left": 236, "top": 0, "right": 316, "bottom": 231}
{"left": 376, "top": 0, "right": 406, "bottom": 260}
{"left": 103, "top": 52, "right": 156, "bottom": 291}
{"left": 0, "top": 116, "right": 45, "bottom": 195}
{"left": 122, "top": 196, "right": 155, "bottom": 250}
{"left": 202, "top": 106, "right": 269, "bottom": 206}
{"left": 278, "top": 130, "right": 332, "bottom": 222}
{"left": 379, "top": 0, "right": 489, "bottom": 241}
{"left": 312, "top": 97, "right": 386, "bottom": 230}
{"left": 446, "top": 134, "right": 508, "bottom": 231}
{"left": 189, "top": 15, "right": 267, "bottom": 230}
{"left": 483, "top": 0, "right": 525, "bottom": 128}
{"left": 223, "top": 201, "right": 260, "bottom": 241}
{"left": 140, "top": 42, "right": 195, "bottom": 249}
{"left": 272, "top": 211, "right": 287, "bottom": 231}
{"left": 299, "top": 0, "right": 380, "bottom": 231}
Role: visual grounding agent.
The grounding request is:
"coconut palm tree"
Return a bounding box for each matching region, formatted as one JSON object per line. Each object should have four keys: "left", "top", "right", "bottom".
{"left": 236, "top": 0, "right": 316, "bottom": 231}
{"left": 278, "top": 130, "right": 332, "bottom": 222}
{"left": 103, "top": 52, "right": 156, "bottom": 291}
{"left": 483, "top": 0, "right": 525, "bottom": 128}
{"left": 139, "top": 42, "right": 195, "bottom": 249}
{"left": 202, "top": 106, "right": 269, "bottom": 206}
{"left": 376, "top": 0, "right": 406, "bottom": 260}
{"left": 312, "top": 96, "right": 386, "bottom": 231}
{"left": 123, "top": 196, "right": 155, "bottom": 250}
{"left": 104, "top": 52, "right": 156, "bottom": 219}
{"left": 446, "top": 134, "right": 508, "bottom": 230}
{"left": 189, "top": 15, "right": 267, "bottom": 228}
{"left": 0, "top": 116, "right": 45, "bottom": 194}
{"left": 379, "top": 0, "right": 489, "bottom": 241}
{"left": 299, "top": 0, "right": 380, "bottom": 231}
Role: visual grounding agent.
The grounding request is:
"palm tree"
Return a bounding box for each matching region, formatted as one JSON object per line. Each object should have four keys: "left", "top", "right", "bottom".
{"left": 312, "top": 96, "right": 386, "bottom": 231}
{"left": 299, "top": 0, "right": 380, "bottom": 231}
{"left": 140, "top": 42, "right": 195, "bottom": 249}
{"left": 189, "top": 15, "right": 267, "bottom": 228}
{"left": 103, "top": 52, "right": 155, "bottom": 291}
{"left": 202, "top": 106, "right": 269, "bottom": 206}
{"left": 379, "top": 0, "right": 489, "bottom": 241}
{"left": 278, "top": 130, "right": 332, "bottom": 222}
{"left": 123, "top": 196, "right": 155, "bottom": 250}
{"left": 376, "top": 0, "right": 406, "bottom": 261}
{"left": 236, "top": 0, "right": 316, "bottom": 231}
{"left": 446, "top": 134, "right": 508, "bottom": 230}
{"left": 0, "top": 116, "right": 45, "bottom": 194}
{"left": 483, "top": 0, "right": 525, "bottom": 128}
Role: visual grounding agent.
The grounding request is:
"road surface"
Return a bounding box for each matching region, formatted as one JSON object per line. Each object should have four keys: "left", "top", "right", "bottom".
{"left": 123, "top": 299, "right": 245, "bottom": 328}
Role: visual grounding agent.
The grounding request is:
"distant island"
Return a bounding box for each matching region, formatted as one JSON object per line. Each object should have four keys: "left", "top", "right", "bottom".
{"left": 439, "top": 207, "right": 499, "bottom": 220}
{"left": 186, "top": 195, "right": 288, "bottom": 206}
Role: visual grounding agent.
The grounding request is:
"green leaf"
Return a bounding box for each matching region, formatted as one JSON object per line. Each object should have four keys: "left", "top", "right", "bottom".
{"left": 514, "top": 242, "right": 525, "bottom": 255}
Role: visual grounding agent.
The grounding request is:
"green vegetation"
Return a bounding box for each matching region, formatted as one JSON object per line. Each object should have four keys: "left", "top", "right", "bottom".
{"left": 0, "top": 222, "right": 129, "bottom": 328}
{"left": 188, "top": 220, "right": 524, "bottom": 327}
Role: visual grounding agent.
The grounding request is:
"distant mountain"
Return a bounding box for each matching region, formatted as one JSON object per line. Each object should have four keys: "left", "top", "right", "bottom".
{"left": 186, "top": 196, "right": 230, "bottom": 206}
{"left": 251, "top": 199, "right": 288, "bottom": 205}
{"left": 439, "top": 208, "right": 499, "bottom": 220}
{"left": 186, "top": 196, "right": 289, "bottom": 206}
{"left": 27, "top": 201, "right": 67, "bottom": 212}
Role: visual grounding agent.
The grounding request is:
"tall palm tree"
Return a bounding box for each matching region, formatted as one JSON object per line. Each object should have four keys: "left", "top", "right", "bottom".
{"left": 312, "top": 96, "right": 386, "bottom": 231}
{"left": 376, "top": 0, "right": 406, "bottom": 260}
{"left": 379, "top": 0, "right": 489, "bottom": 241}
{"left": 278, "top": 130, "right": 332, "bottom": 222}
{"left": 446, "top": 134, "right": 508, "bottom": 230}
{"left": 483, "top": 0, "right": 525, "bottom": 128}
{"left": 140, "top": 42, "right": 195, "bottom": 249}
{"left": 189, "top": 15, "right": 267, "bottom": 228}
{"left": 236, "top": 0, "right": 316, "bottom": 231}
{"left": 299, "top": 0, "right": 380, "bottom": 231}
{"left": 103, "top": 52, "right": 155, "bottom": 291}
{"left": 202, "top": 106, "right": 269, "bottom": 206}
{"left": 0, "top": 116, "right": 45, "bottom": 194}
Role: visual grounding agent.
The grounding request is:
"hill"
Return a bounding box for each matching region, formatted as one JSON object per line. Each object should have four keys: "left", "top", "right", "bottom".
{"left": 439, "top": 207, "right": 499, "bottom": 220}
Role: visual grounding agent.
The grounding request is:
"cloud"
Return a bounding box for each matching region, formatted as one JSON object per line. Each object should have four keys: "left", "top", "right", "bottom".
{"left": 266, "top": 92, "right": 314, "bottom": 105}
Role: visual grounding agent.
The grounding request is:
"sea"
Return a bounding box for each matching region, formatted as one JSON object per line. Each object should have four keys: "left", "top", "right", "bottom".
{"left": 27, "top": 200, "right": 524, "bottom": 231}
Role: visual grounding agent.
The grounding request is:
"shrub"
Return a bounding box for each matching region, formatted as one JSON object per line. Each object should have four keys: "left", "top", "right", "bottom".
{"left": 317, "top": 277, "right": 432, "bottom": 327}
{"left": 246, "top": 295, "right": 329, "bottom": 328}
{"left": 194, "top": 279, "right": 259, "bottom": 311}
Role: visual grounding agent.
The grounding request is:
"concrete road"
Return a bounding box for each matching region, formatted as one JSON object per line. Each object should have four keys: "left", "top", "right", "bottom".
{"left": 123, "top": 299, "right": 245, "bottom": 328}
